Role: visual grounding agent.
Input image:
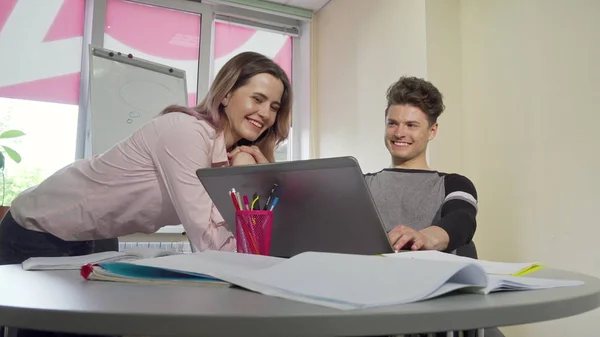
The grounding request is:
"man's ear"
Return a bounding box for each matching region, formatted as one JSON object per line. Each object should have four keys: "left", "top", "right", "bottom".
{"left": 428, "top": 122, "right": 438, "bottom": 141}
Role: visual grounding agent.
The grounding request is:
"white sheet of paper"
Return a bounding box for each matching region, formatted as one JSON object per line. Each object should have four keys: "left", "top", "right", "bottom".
{"left": 383, "top": 250, "right": 539, "bottom": 275}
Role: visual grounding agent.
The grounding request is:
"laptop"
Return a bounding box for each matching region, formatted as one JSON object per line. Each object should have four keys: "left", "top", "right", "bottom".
{"left": 195, "top": 156, "right": 394, "bottom": 258}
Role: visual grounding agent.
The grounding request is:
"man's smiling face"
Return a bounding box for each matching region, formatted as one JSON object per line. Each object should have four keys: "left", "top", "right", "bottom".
{"left": 384, "top": 104, "right": 438, "bottom": 166}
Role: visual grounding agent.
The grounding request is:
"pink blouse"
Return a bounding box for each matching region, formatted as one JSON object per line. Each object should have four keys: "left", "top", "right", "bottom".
{"left": 10, "top": 112, "right": 236, "bottom": 251}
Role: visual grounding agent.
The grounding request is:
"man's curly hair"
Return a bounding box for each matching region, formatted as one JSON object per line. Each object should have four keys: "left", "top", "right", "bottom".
{"left": 385, "top": 76, "right": 445, "bottom": 125}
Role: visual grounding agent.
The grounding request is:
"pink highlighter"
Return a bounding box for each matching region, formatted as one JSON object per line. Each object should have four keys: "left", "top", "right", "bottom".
{"left": 243, "top": 195, "right": 250, "bottom": 210}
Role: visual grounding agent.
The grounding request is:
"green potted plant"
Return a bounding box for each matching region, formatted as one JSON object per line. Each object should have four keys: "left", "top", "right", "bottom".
{"left": 0, "top": 129, "right": 25, "bottom": 218}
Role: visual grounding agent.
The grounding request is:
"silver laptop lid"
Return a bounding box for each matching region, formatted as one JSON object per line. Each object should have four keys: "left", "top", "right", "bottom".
{"left": 196, "top": 156, "right": 393, "bottom": 258}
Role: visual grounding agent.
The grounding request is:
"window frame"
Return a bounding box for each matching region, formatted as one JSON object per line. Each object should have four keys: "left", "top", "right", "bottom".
{"left": 77, "top": 0, "right": 310, "bottom": 161}
{"left": 77, "top": 0, "right": 215, "bottom": 159}
{"left": 290, "top": 20, "right": 311, "bottom": 161}
{"left": 0, "top": 0, "right": 89, "bottom": 204}
{"left": 209, "top": 4, "right": 310, "bottom": 160}
{"left": 211, "top": 16, "right": 297, "bottom": 162}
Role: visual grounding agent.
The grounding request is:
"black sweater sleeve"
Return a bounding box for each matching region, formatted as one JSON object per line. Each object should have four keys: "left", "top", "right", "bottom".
{"left": 437, "top": 174, "right": 478, "bottom": 252}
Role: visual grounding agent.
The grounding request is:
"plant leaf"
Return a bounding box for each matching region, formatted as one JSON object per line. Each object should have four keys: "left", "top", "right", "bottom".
{"left": 0, "top": 130, "right": 25, "bottom": 139}
{"left": 0, "top": 152, "right": 4, "bottom": 170}
{"left": 2, "top": 145, "right": 21, "bottom": 163}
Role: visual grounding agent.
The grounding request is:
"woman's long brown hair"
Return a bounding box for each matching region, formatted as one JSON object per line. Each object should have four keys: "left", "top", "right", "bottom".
{"left": 159, "top": 51, "right": 292, "bottom": 162}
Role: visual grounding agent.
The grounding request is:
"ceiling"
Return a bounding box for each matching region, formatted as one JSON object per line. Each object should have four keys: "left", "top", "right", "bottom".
{"left": 266, "top": 0, "right": 331, "bottom": 12}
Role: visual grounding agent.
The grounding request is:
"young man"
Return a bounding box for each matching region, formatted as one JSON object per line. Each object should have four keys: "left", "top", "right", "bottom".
{"left": 364, "top": 76, "right": 478, "bottom": 254}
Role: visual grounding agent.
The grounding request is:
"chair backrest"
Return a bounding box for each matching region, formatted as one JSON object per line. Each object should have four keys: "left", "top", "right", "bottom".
{"left": 456, "top": 241, "right": 478, "bottom": 259}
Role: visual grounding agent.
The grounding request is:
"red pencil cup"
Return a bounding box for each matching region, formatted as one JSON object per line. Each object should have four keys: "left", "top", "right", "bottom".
{"left": 235, "top": 210, "right": 274, "bottom": 255}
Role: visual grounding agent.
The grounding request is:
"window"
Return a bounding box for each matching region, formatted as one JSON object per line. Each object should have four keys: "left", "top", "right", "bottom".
{"left": 0, "top": 0, "right": 308, "bottom": 208}
{"left": 213, "top": 21, "right": 293, "bottom": 161}
{"left": 104, "top": 0, "right": 202, "bottom": 105}
{"left": 0, "top": 0, "right": 84, "bottom": 205}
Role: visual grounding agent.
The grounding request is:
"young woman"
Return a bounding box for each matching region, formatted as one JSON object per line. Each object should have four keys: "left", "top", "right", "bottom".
{"left": 0, "top": 51, "right": 292, "bottom": 265}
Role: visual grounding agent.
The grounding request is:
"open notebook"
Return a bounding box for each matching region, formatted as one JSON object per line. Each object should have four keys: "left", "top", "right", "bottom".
{"left": 22, "top": 247, "right": 181, "bottom": 271}
{"left": 81, "top": 250, "right": 583, "bottom": 310}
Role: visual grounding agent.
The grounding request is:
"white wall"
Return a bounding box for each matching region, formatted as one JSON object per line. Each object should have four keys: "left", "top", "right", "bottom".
{"left": 424, "top": 0, "right": 465, "bottom": 175}
{"left": 314, "top": 0, "right": 600, "bottom": 336}
{"left": 459, "top": 1, "right": 600, "bottom": 335}
{"left": 314, "top": 0, "right": 428, "bottom": 174}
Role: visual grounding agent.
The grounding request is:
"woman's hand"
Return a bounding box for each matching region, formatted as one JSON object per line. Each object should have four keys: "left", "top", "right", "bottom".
{"left": 235, "top": 145, "right": 270, "bottom": 164}
{"left": 228, "top": 151, "right": 257, "bottom": 166}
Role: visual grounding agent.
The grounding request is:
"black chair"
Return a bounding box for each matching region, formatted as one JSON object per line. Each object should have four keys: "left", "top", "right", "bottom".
{"left": 456, "top": 240, "right": 478, "bottom": 259}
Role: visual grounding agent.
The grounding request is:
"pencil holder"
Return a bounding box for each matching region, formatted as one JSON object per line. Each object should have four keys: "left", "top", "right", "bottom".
{"left": 235, "top": 210, "right": 274, "bottom": 256}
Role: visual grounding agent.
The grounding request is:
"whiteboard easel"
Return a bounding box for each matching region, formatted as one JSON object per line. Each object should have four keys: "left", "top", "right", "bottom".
{"left": 86, "top": 45, "right": 188, "bottom": 156}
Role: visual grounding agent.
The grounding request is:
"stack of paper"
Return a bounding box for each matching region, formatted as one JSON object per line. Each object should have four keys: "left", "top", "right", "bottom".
{"left": 81, "top": 250, "right": 584, "bottom": 310}
{"left": 481, "top": 274, "right": 578, "bottom": 294}
{"left": 382, "top": 250, "right": 543, "bottom": 276}
{"left": 22, "top": 247, "right": 181, "bottom": 270}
